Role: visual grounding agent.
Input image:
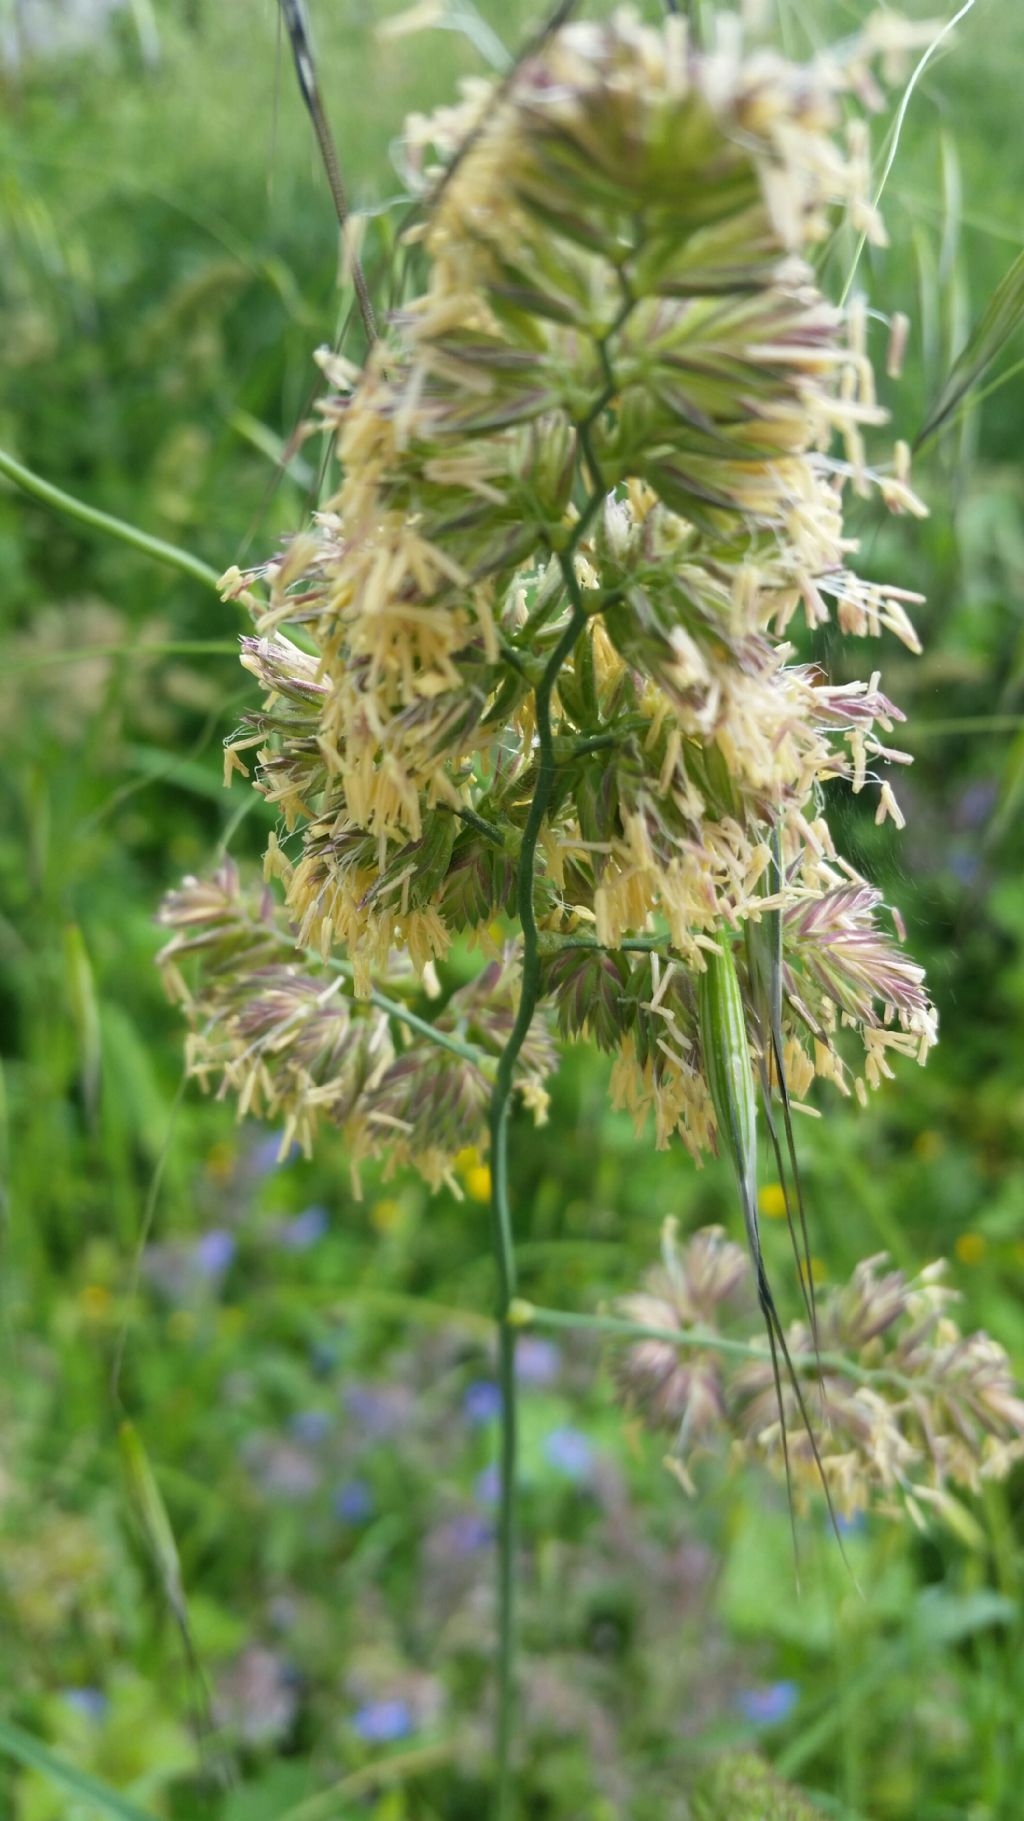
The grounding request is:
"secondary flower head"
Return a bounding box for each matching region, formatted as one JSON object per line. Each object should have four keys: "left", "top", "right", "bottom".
{"left": 156, "top": 863, "right": 553, "bottom": 1190}
{"left": 616, "top": 1230, "right": 1024, "bottom": 1521}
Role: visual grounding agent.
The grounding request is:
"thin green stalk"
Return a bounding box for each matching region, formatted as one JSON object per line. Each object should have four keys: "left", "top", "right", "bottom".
{"left": 483, "top": 284, "right": 636, "bottom": 1809}
{"left": 279, "top": 1740, "right": 455, "bottom": 1820}
{"left": 839, "top": 0, "right": 980, "bottom": 309}
{"left": 0, "top": 1717, "right": 157, "bottom": 1821}
{"left": 205, "top": 899, "right": 489, "bottom": 1068}
{"left": 487, "top": 582, "right": 590, "bottom": 1821}
{"left": 276, "top": 0, "right": 378, "bottom": 347}
{"left": 537, "top": 932, "right": 669, "bottom": 956}
{"left": 0, "top": 447, "right": 221, "bottom": 591}
{"left": 317, "top": 956, "right": 487, "bottom": 1067}
{"left": 447, "top": 801, "right": 507, "bottom": 846}
{"left": 510, "top": 1300, "right": 921, "bottom": 1396}
{"left": 7, "top": 640, "right": 239, "bottom": 673}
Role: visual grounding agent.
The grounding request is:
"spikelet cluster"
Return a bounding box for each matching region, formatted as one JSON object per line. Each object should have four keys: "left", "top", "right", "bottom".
{"left": 168, "top": 12, "right": 936, "bottom": 1180}
{"left": 616, "top": 1224, "right": 1024, "bottom": 1521}
{"left": 156, "top": 864, "right": 554, "bottom": 1188}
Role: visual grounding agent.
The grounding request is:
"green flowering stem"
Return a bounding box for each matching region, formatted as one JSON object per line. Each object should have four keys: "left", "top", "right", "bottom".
{"left": 179, "top": 880, "right": 490, "bottom": 1069}
{"left": 280, "top": 1739, "right": 455, "bottom": 1819}
{"left": 193, "top": 898, "right": 491, "bottom": 1070}
{"left": 486, "top": 362, "right": 630, "bottom": 1800}
{"left": 445, "top": 802, "right": 508, "bottom": 847}
{"left": 0, "top": 447, "right": 222, "bottom": 592}
{"left": 560, "top": 730, "right": 627, "bottom": 756}
{"left": 488, "top": 587, "right": 591, "bottom": 1820}
{"left": 315, "top": 956, "right": 488, "bottom": 1069}
{"left": 7, "top": 640, "right": 241, "bottom": 673}
{"left": 510, "top": 1299, "right": 792, "bottom": 1363}
{"left": 509, "top": 1301, "right": 921, "bottom": 1397}
{"left": 536, "top": 932, "right": 669, "bottom": 957}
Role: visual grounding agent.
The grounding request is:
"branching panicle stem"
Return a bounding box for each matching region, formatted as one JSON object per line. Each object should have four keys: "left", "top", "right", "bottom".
{"left": 0, "top": 447, "right": 221, "bottom": 591}
{"left": 485, "top": 274, "right": 636, "bottom": 1808}
{"left": 276, "top": 0, "right": 378, "bottom": 348}
{"left": 487, "top": 581, "right": 589, "bottom": 1818}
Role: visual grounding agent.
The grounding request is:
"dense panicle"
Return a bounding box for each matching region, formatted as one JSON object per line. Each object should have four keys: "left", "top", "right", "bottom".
{"left": 156, "top": 865, "right": 553, "bottom": 1189}
{"left": 616, "top": 1227, "right": 1024, "bottom": 1519}
{"left": 166, "top": 12, "right": 937, "bottom": 1244}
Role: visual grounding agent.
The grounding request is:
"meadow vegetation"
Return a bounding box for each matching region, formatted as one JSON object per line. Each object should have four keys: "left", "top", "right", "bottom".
{"left": 2, "top": 3, "right": 1024, "bottom": 1818}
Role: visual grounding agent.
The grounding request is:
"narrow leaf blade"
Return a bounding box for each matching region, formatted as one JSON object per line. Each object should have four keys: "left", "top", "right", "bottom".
{"left": 916, "top": 246, "right": 1024, "bottom": 450}
{"left": 0, "top": 1717, "right": 158, "bottom": 1821}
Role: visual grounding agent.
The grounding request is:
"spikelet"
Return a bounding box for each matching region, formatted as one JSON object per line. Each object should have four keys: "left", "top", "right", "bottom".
{"left": 616, "top": 1229, "right": 1024, "bottom": 1522}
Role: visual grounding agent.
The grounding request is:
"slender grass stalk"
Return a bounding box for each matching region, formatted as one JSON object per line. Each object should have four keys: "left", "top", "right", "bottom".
{"left": 0, "top": 448, "right": 221, "bottom": 591}
{"left": 279, "top": 1739, "right": 455, "bottom": 1820}
{"left": 322, "top": 956, "right": 488, "bottom": 1067}
{"left": 510, "top": 1301, "right": 922, "bottom": 1397}
{"left": 840, "top": 0, "right": 980, "bottom": 309}
{"left": 537, "top": 932, "right": 670, "bottom": 956}
{"left": 276, "top": 0, "right": 378, "bottom": 347}
{"left": 6, "top": 641, "right": 239, "bottom": 673}
{"left": 175, "top": 885, "right": 491, "bottom": 1067}
{"left": 0, "top": 1718, "right": 157, "bottom": 1821}
{"left": 904, "top": 715, "right": 1024, "bottom": 738}
{"left": 483, "top": 279, "right": 633, "bottom": 1804}
{"left": 487, "top": 586, "right": 589, "bottom": 1820}
{"left": 111, "top": 1072, "right": 187, "bottom": 1402}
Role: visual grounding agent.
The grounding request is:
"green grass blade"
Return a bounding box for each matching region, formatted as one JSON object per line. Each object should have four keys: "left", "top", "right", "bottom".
{"left": 916, "top": 247, "right": 1024, "bottom": 451}
{"left": 64, "top": 922, "right": 102, "bottom": 1126}
{"left": 119, "top": 1422, "right": 186, "bottom": 1621}
{"left": 0, "top": 1717, "right": 158, "bottom": 1821}
{"left": 0, "top": 447, "right": 220, "bottom": 591}
{"left": 277, "top": 1739, "right": 454, "bottom": 1820}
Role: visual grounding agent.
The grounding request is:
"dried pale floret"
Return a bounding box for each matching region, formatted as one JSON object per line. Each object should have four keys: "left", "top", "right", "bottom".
{"left": 616, "top": 1228, "right": 1024, "bottom": 1521}
{"left": 156, "top": 864, "right": 553, "bottom": 1189}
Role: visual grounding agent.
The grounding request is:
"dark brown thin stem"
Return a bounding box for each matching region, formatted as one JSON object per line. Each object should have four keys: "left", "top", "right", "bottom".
{"left": 276, "top": 0, "right": 378, "bottom": 348}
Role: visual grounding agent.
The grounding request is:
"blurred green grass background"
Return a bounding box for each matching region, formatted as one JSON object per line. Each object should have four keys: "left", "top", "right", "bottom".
{"left": 2, "top": 2, "right": 1024, "bottom": 1816}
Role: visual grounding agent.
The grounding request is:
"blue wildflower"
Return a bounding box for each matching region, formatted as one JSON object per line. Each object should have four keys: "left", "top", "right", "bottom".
{"left": 309, "top": 1339, "right": 341, "bottom": 1378}
{"left": 277, "top": 1206, "right": 329, "bottom": 1250}
{"left": 247, "top": 1132, "right": 300, "bottom": 1176}
{"left": 334, "top": 1479, "right": 374, "bottom": 1524}
{"left": 242, "top": 1435, "right": 322, "bottom": 1499}
{"left": 543, "top": 1426, "right": 594, "bottom": 1481}
{"left": 344, "top": 1383, "right": 410, "bottom": 1438}
{"left": 61, "top": 1688, "right": 108, "bottom": 1723}
{"left": 192, "top": 1229, "right": 236, "bottom": 1278}
{"left": 735, "top": 1681, "right": 799, "bottom": 1725}
{"left": 351, "top": 1697, "right": 414, "bottom": 1744}
{"left": 474, "top": 1464, "right": 500, "bottom": 1507}
{"left": 515, "top": 1336, "right": 561, "bottom": 1387}
{"left": 439, "top": 1512, "right": 492, "bottom": 1554}
{"left": 289, "top": 1410, "right": 332, "bottom": 1446}
{"left": 462, "top": 1380, "right": 502, "bottom": 1425}
{"left": 948, "top": 850, "right": 979, "bottom": 886}
{"left": 955, "top": 780, "right": 997, "bottom": 831}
